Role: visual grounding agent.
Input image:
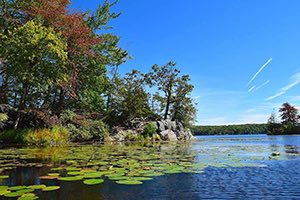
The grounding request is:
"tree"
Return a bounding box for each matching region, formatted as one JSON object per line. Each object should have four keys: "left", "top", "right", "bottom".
{"left": 170, "top": 75, "right": 196, "bottom": 127}
{"left": 0, "top": 20, "right": 68, "bottom": 127}
{"left": 22, "top": 0, "right": 127, "bottom": 114}
{"left": 279, "top": 102, "right": 299, "bottom": 125}
{"left": 267, "top": 110, "right": 277, "bottom": 124}
{"left": 107, "top": 70, "right": 152, "bottom": 125}
{"left": 147, "top": 61, "right": 196, "bottom": 126}
{"left": 147, "top": 61, "right": 180, "bottom": 120}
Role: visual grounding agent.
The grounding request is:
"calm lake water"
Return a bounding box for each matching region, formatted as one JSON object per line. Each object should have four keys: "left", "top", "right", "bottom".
{"left": 0, "top": 134, "right": 300, "bottom": 200}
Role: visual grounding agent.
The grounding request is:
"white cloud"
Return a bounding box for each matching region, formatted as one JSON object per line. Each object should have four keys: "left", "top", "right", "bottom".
{"left": 266, "top": 72, "right": 300, "bottom": 101}
{"left": 247, "top": 58, "right": 272, "bottom": 86}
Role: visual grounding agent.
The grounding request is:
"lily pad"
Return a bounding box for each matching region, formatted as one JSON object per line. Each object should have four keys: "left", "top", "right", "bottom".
{"left": 108, "top": 176, "right": 130, "bottom": 181}
{"left": 132, "top": 177, "right": 153, "bottom": 181}
{"left": 0, "top": 186, "right": 8, "bottom": 190}
{"left": 65, "top": 167, "right": 81, "bottom": 171}
{"left": 67, "top": 171, "right": 81, "bottom": 176}
{"left": 27, "top": 185, "right": 46, "bottom": 190}
{"left": 48, "top": 173, "right": 60, "bottom": 177}
{"left": 83, "top": 179, "right": 104, "bottom": 185}
{"left": 0, "top": 175, "right": 9, "bottom": 179}
{"left": 4, "top": 189, "right": 34, "bottom": 197}
{"left": 116, "top": 180, "right": 143, "bottom": 185}
{"left": 0, "top": 189, "right": 10, "bottom": 196}
{"left": 17, "top": 193, "right": 38, "bottom": 200}
{"left": 40, "top": 176, "right": 58, "bottom": 180}
{"left": 83, "top": 172, "right": 104, "bottom": 178}
{"left": 10, "top": 186, "right": 27, "bottom": 191}
{"left": 50, "top": 167, "right": 63, "bottom": 171}
{"left": 42, "top": 186, "right": 60, "bottom": 191}
{"left": 58, "top": 176, "right": 83, "bottom": 181}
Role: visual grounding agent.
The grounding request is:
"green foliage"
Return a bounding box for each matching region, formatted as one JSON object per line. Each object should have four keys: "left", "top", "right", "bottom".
{"left": 192, "top": 124, "right": 267, "bottom": 135}
{"left": 107, "top": 70, "right": 153, "bottom": 125}
{"left": 60, "top": 110, "right": 77, "bottom": 123}
{"left": 0, "top": 113, "right": 8, "bottom": 122}
{"left": 143, "top": 122, "right": 157, "bottom": 137}
{"left": 0, "top": 126, "right": 69, "bottom": 145}
{"left": 0, "top": 129, "right": 28, "bottom": 144}
{"left": 66, "top": 120, "right": 109, "bottom": 142}
{"left": 124, "top": 130, "right": 139, "bottom": 141}
{"left": 25, "top": 126, "right": 70, "bottom": 146}
{"left": 267, "top": 103, "right": 300, "bottom": 135}
{"left": 146, "top": 62, "right": 196, "bottom": 126}
{"left": 0, "top": 20, "right": 68, "bottom": 124}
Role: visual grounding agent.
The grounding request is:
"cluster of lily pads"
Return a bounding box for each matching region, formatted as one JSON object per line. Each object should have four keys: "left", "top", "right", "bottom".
{"left": 0, "top": 141, "right": 299, "bottom": 199}
{"left": 0, "top": 184, "right": 59, "bottom": 199}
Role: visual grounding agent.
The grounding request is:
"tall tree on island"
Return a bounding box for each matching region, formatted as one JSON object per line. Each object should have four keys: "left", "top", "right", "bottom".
{"left": 146, "top": 61, "right": 196, "bottom": 126}
{"left": 279, "top": 103, "right": 299, "bottom": 126}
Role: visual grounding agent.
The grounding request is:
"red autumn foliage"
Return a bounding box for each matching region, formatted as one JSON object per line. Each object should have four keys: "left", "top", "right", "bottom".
{"left": 26, "top": 0, "right": 101, "bottom": 56}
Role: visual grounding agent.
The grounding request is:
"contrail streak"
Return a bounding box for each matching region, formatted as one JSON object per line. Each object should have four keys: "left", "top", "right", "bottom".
{"left": 247, "top": 58, "right": 272, "bottom": 86}
{"left": 253, "top": 80, "right": 270, "bottom": 92}
{"left": 266, "top": 72, "right": 300, "bottom": 101}
{"left": 248, "top": 86, "right": 256, "bottom": 93}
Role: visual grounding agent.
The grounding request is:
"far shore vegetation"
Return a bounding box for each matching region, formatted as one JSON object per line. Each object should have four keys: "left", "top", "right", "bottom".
{"left": 192, "top": 124, "right": 267, "bottom": 135}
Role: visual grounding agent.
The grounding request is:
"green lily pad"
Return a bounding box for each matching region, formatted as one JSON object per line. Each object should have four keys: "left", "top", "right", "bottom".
{"left": 48, "top": 173, "right": 60, "bottom": 177}
{"left": 83, "top": 179, "right": 104, "bottom": 185}
{"left": 67, "top": 171, "right": 81, "bottom": 176}
{"left": 0, "top": 186, "right": 8, "bottom": 190}
{"left": 50, "top": 167, "right": 63, "bottom": 171}
{"left": 108, "top": 176, "right": 130, "bottom": 181}
{"left": 142, "top": 172, "right": 164, "bottom": 177}
{"left": 58, "top": 176, "right": 83, "bottom": 181}
{"left": 116, "top": 180, "right": 143, "bottom": 185}
{"left": 65, "top": 167, "right": 81, "bottom": 171}
{"left": 27, "top": 185, "right": 46, "bottom": 190}
{"left": 10, "top": 186, "right": 27, "bottom": 191}
{"left": 0, "top": 189, "right": 10, "bottom": 196}
{"left": 17, "top": 193, "right": 38, "bottom": 200}
{"left": 132, "top": 177, "right": 153, "bottom": 181}
{"left": 83, "top": 172, "right": 104, "bottom": 178}
{"left": 4, "top": 189, "right": 34, "bottom": 197}
{"left": 42, "top": 186, "right": 60, "bottom": 191}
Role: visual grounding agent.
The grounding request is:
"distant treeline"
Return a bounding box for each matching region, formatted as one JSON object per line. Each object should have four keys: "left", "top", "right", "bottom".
{"left": 192, "top": 124, "right": 267, "bottom": 135}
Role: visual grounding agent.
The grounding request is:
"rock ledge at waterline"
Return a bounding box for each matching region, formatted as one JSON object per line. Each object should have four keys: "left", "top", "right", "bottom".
{"left": 108, "top": 120, "right": 194, "bottom": 142}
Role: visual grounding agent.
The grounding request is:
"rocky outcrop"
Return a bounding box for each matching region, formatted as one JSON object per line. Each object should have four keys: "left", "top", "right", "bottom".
{"left": 109, "top": 119, "right": 194, "bottom": 142}
{"left": 156, "top": 120, "right": 193, "bottom": 141}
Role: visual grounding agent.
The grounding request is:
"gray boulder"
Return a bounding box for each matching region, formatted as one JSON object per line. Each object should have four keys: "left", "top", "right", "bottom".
{"left": 156, "top": 121, "right": 165, "bottom": 132}
{"left": 159, "top": 130, "right": 177, "bottom": 141}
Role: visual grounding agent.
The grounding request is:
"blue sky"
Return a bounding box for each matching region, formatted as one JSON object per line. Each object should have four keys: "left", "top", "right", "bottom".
{"left": 72, "top": 0, "right": 300, "bottom": 125}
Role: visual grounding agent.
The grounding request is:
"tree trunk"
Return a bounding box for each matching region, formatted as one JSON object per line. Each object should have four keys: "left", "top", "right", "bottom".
{"left": 164, "top": 90, "right": 171, "bottom": 120}
{"left": 106, "top": 65, "right": 119, "bottom": 111}
{"left": 57, "top": 87, "right": 65, "bottom": 115}
{"left": 14, "top": 83, "right": 29, "bottom": 129}
{"left": 0, "top": 71, "right": 8, "bottom": 104}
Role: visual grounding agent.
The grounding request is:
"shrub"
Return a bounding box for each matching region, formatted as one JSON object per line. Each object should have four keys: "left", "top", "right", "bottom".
{"left": 60, "top": 110, "right": 77, "bottom": 123}
{"left": 0, "top": 113, "right": 8, "bottom": 122}
{"left": 25, "top": 126, "right": 69, "bottom": 146}
{"left": 0, "top": 129, "right": 28, "bottom": 144}
{"left": 124, "top": 130, "right": 138, "bottom": 141}
{"left": 143, "top": 122, "right": 157, "bottom": 137}
{"left": 66, "top": 120, "right": 109, "bottom": 142}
